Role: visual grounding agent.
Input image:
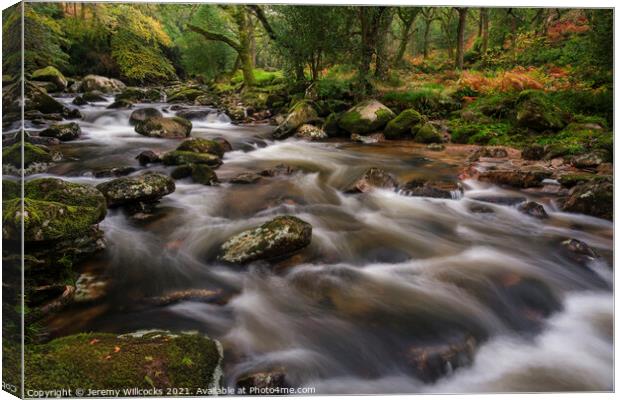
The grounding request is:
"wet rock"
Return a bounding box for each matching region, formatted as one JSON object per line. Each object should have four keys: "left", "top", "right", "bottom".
{"left": 467, "top": 147, "right": 508, "bottom": 162}
{"left": 167, "top": 86, "right": 207, "bottom": 103}
{"left": 469, "top": 195, "right": 527, "bottom": 206}
{"left": 190, "top": 164, "right": 219, "bottom": 185}
{"left": 175, "top": 109, "right": 212, "bottom": 120}
{"left": 3, "top": 142, "right": 54, "bottom": 169}
{"left": 135, "top": 116, "right": 192, "bottom": 139}
{"left": 542, "top": 144, "right": 571, "bottom": 160}
{"left": 339, "top": 100, "right": 395, "bottom": 135}
{"left": 273, "top": 100, "right": 319, "bottom": 139}
{"left": 135, "top": 150, "right": 161, "bottom": 166}
{"left": 4, "top": 81, "right": 66, "bottom": 115}
{"left": 107, "top": 99, "right": 133, "bottom": 109}
{"left": 561, "top": 177, "right": 612, "bottom": 220}
{"left": 384, "top": 109, "right": 423, "bottom": 139}
{"left": 74, "top": 273, "right": 109, "bottom": 303}
{"left": 348, "top": 168, "right": 398, "bottom": 193}
{"left": 230, "top": 172, "right": 262, "bottom": 184}
{"left": 515, "top": 90, "right": 566, "bottom": 132}
{"left": 219, "top": 215, "right": 312, "bottom": 264}
{"left": 405, "top": 335, "right": 477, "bottom": 382}
{"left": 72, "top": 95, "right": 87, "bottom": 106}
{"left": 29, "top": 285, "right": 76, "bottom": 322}
{"left": 560, "top": 238, "right": 599, "bottom": 264}
{"left": 24, "top": 331, "right": 223, "bottom": 390}
{"left": 93, "top": 166, "right": 136, "bottom": 178}
{"left": 427, "top": 143, "right": 445, "bottom": 151}
{"left": 557, "top": 173, "right": 596, "bottom": 188}
{"left": 31, "top": 66, "right": 67, "bottom": 91}
{"left": 570, "top": 149, "right": 611, "bottom": 169}
{"left": 295, "top": 124, "right": 327, "bottom": 141}
{"left": 517, "top": 201, "right": 548, "bottom": 219}
{"left": 412, "top": 123, "right": 442, "bottom": 144}
{"left": 145, "top": 288, "right": 228, "bottom": 307}
{"left": 170, "top": 165, "right": 193, "bottom": 180}
{"left": 350, "top": 133, "right": 385, "bottom": 144}
{"left": 79, "top": 74, "right": 126, "bottom": 93}
{"left": 3, "top": 178, "right": 106, "bottom": 242}
{"left": 96, "top": 173, "right": 175, "bottom": 207}
{"left": 115, "top": 87, "right": 160, "bottom": 103}
{"left": 399, "top": 179, "right": 461, "bottom": 199}
{"left": 323, "top": 112, "right": 347, "bottom": 137}
{"left": 177, "top": 138, "right": 225, "bottom": 158}
{"left": 213, "top": 137, "right": 233, "bottom": 153}
{"left": 468, "top": 203, "right": 495, "bottom": 214}
{"left": 39, "top": 122, "right": 81, "bottom": 141}
{"left": 162, "top": 151, "right": 222, "bottom": 167}
{"left": 259, "top": 164, "right": 300, "bottom": 177}
{"left": 521, "top": 144, "right": 545, "bottom": 160}
{"left": 477, "top": 166, "right": 552, "bottom": 188}
{"left": 236, "top": 370, "right": 288, "bottom": 392}
{"left": 129, "top": 108, "right": 163, "bottom": 126}
{"left": 81, "top": 90, "right": 107, "bottom": 102}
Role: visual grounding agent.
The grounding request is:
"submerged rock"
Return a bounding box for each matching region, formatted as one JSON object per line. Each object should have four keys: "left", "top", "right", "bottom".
{"left": 24, "top": 331, "right": 223, "bottom": 391}
{"left": 39, "top": 122, "right": 81, "bottom": 141}
{"left": 400, "top": 179, "right": 461, "bottom": 199}
{"left": 129, "top": 108, "right": 163, "bottom": 126}
{"left": 135, "top": 150, "right": 161, "bottom": 166}
{"left": 259, "top": 164, "right": 300, "bottom": 177}
{"left": 93, "top": 166, "right": 136, "bottom": 178}
{"left": 338, "top": 100, "right": 395, "bottom": 135}
{"left": 427, "top": 143, "right": 445, "bottom": 151}
{"left": 406, "top": 335, "right": 477, "bottom": 382}
{"left": 348, "top": 168, "right": 397, "bottom": 193}
{"left": 561, "top": 177, "right": 612, "bottom": 220}
{"left": 135, "top": 116, "right": 192, "bottom": 139}
{"left": 81, "top": 90, "right": 107, "bottom": 102}
{"left": 230, "top": 172, "right": 262, "bottom": 184}
{"left": 190, "top": 164, "right": 219, "bottom": 185}
{"left": 96, "top": 173, "right": 175, "bottom": 207}
{"left": 236, "top": 370, "right": 288, "bottom": 391}
{"left": 517, "top": 201, "right": 549, "bottom": 219}
{"left": 219, "top": 215, "right": 312, "bottom": 264}
{"left": 560, "top": 238, "right": 599, "bottom": 264}
{"left": 162, "top": 151, "right": 222, "bottom": 167}
{"left": 107, "top": 99, "right": 133, "bottom": 109}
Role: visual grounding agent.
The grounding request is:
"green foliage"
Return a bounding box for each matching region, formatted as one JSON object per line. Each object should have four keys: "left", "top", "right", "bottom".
{"left": 382, "top": 87, "right": 455, "bottom": 117}
{"left": 231, "top": 69, "right": 284, "bottom": 87}
{"left": 450, "top": 120, "right": 511, "bottom": 144}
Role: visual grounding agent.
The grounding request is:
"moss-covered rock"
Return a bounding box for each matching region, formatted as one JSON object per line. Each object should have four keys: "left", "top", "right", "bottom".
{"left": 338, "top": 100, "right": 395, "bottom": 135}
{"left": 177, "top": 138, "right": 224, "bottom": 158}
{"left": 3, "top": 81, "right": 66, "bottom": 115}
{"left": 96, "top": 173, "right": 175, "bottom": 207}
{"left": 115, "top": 87, "right": 146, "bottom": 103}
{"left": 323, "top": 112, "right": 347, "bottom": 137}
{"left": 3, "top": 178, "right": 106, "bottom": 242}
{"left": 39, "top": 122, "right": 81, "bottom": 141}
{"left": 24, "top": 331, "right": 223, "bottom": 392}
{"left": 107, "top": 99, "right": 134, "bottom": 109}
{"left": 3, "top": 142, "right": 54, "bottom": 168}
{"left": 273, "top": 101, "right": 319, "bottom": 139}
{"left": 557, "top": 173, "right": 597, "bottom": 188}
{"left": 219, "top": 215, "right": 312, "bottom": 264}
{"left": 81, "top": 91, "right": 107, "bottom": 102}
{"left": 135, "top": 116, "right": 192, "bottom": 139}
{"left": 384, "top": 109, "right": 423, "bottom": 139}
{"left": 3, "top": 179, "right": 20, "bottom": 200}
{"left": 413, "top": 123, "right": 442, "bottom": 144}
{"left": 562, "top": 177, "right": 612, "bottom": 220}
{"left": 516, "top": 90, "right": 567, "bottom": 132}
{"left": 570, "top": 149, "right": 611, "bottom": 168}
{"left": 80, "top": 75, "right": 126, "bottom": 93}
{"left": 167, "top": 87, "right": 206, "bottom": 103}
{"left": 31, "top": 66, "right": 67, "bottom": 92}
{"left": 162, "top": 151, "right": 222, "bottom": 167}
{"left": 190, "top": 164, "right": 219, "bottom": 186}
{"left": 129, "top": 108, "right": 163, "bottom": 126}
{"left": 521, "top": 144, "right": 545, "bottom": 160}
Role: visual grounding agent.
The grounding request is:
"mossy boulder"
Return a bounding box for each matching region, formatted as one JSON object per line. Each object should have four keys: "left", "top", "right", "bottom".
{"left": 558, "top": 173, "right": 597, "bottom": 188}
{"left": 562, "top": 177, "right": 612, "bottom": 220}
{"left": 4, "top": 81, "right": 66, "bottom": 115}
{"left": 3, "top": 142, "right": 54, "bottom": 168}
{"left": 135, "top": 116, "right": 192, "bottom": 139}
{"left": 384, "top": 109, "right": 423, "bottom": 139}
{"left": 81, "top": 91, "right": 107, "bottom": 102}
{"left": 323, "top": 112, "right": 347, "bottom": 137}
{"left": 219, "top": 215, "right": 312, "bottom": 264}
{"left": 338, "top": 100, "right": 395, "bottom": 135}
{"left": 129, "top": 108, "right": 163, "bottom": 126}
{"left": 190, "top": 164, "right": 219, "bottom": 186}
{"left": 162, "top": 151, "right": 222, "bottom": 167}
{"left": 39, "top": 122, "right": 81, "bottom": 142}
{"left": 2, "top": 178, "right": 106, "bottom": 242}
{"left": 107, "top": 99, "right": 134, "bottom": 109}
{"left": 177, "top": 138, "right": 225, "bottom": 158}
{"left": 115, "top": 87, "right": 146, "bottom": 103}
{"left": 515, "top": 90, "right": 567, "bottom": 132}
{"left": 96, "top": 173, "right": 175, "bottom": 207}
{"left": 80, "top": 75, "right": 126, "bottom": 93}
{"left": 167, "top": 87, "right": 206, "bottom": 103}
{"left": 413, "top": 123, "right": 442, "bottom": 144}
{"left": 273, "top": 101, "right": 319, "bottom": 139}
{"left": 24, "top": 331, "right": 223, "bottom": 392}
{"left": 31, "top": 66, "right": 67, "bottom": 92}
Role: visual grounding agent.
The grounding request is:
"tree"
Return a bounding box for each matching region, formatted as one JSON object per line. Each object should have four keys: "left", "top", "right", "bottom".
{"left": 357, "top": 6, "right": 389, "bottom": 96}
{"left": 438, "top": 8, "right": 457, "bottom": 60}
{"left": 455, "top": 7, "right": 468, "bottom": 69}
{"left": 420, "top": 7, "right": 438, "bottom": 59}
{"left": 393, "top": 7, "right": 421, "bottom": 65}
{"left": 480, "top": 8, "right": 489, "bottom": 54}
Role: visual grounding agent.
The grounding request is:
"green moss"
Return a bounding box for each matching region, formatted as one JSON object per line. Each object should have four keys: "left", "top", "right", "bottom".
{"left": 24, "top": 332, "right": 222, "bottom": 391}
{"left": 449, "top": 121, "right": 511, "bottom": 145}
{"left": 177, "top": 138, "right": 224, "bottom": 157}
{"left": 384, "top": 109, "right": 423, "bottom": 139}
{"left": 190, "top": 164, "right": 218, "bottom": 186}
{"left": 558, "top": 173, "right": 597, "bottom": 188}
{"left": 231, "top": 68, "right": 284, "bottom": 87}
{"left": 3, "top": 180, "right": 20, "bottom": 200}
{"left": 115, "top": 87, "right": 145, "bottom": 102}
{"left": 413, "top": 123, "right": 442, "bottom": 144}
{"left": 167, "top": 88, "right": 205, "bottom": 103}
{"left": 338, "top": 100, "right": 395, "bottom": 134}
{"left": 515, "top": 90, "right": 567, "bottom": 131}
{"left": 162, "top": 151, "right": 221, "bottom": 167}
{"left": 31, "top": 66, "right": 66, "bottom": 90}
{"left": 382, "top": 88, "right": 455, "bottom": 117}
{"left": 3, "top": 142, "right": 53, "bottom": 168}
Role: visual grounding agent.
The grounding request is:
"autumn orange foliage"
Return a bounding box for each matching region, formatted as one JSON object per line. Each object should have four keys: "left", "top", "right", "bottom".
{"left": 458, "top": 69, "right": 544, "bottom": 93}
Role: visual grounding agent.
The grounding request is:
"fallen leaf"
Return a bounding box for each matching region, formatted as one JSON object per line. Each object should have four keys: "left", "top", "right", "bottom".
{"left": 89, "top": 339, "right": 100, "bottom": 345}
{"left": 114, "top": 346, "right": 121, "bottom": 353}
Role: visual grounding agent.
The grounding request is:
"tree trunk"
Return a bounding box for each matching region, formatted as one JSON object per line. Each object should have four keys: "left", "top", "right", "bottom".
{"left": 357, "top": 7, "right": 385, "bottom": 98}
{"left": 481, "top": 8, "right": 489, "bottom": 54}
{"left": 455, "top": 8, "right": 468, "bottom": 70}
{"left": 393, "top": 11, "right": 417, "bottom": 66}
{"left": 374, "top": 10, "right": 394, "bottom": 80}
{"left": 423, "top": 19, "right": 432, "bottom": 59}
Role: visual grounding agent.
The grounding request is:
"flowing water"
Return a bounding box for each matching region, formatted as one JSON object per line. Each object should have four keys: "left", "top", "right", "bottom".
{"left": 33, "top": 96, "right": 612, "bottom": 393}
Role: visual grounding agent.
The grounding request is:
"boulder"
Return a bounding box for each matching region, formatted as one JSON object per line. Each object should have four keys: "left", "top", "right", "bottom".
{"left": 560, "top": 238, "right": 599, "bottom": 264}
{"left": 273, "top": 101, "right": 319, "bottom": 139}
{"left": 413, "top": 123, "right": 442, "bottom": 144}
{"left": 115, "top": 87, "right": 146, "bottom": 103}
{"left": 135, "top": 150, "right": 161, "bottom": 166}
{"left": 542, "top": 144, "right": 571, "bottom": 160}
{"left": 190, "top": 164, "right": 219, "bottom": 185}
{"left": 236, "top": 370, "right": 288, "bottom": 391}
{"left": 259, "top": 164, "right": 300, "bottom": 177}
{"left": 72, "top": 95, "right": 87, "bottom": 106}
{"left": 3, "top": 142, "right": 54, "bottom": 168}
{"left": 3, "top": 178, "right": 106, "bottom": 242}
{"left": 517, "top": 201, "right": 549, "bottom": 219}
{"left": 467, "top": 147, "right": 508, "bottom": 162}
{"left": 348, "top": 168, "right": 398, "bottom": 193}
{"left": 167, "top": 87, "right": 206, "bottom": 103}
{"left": 170, "top": 165, "right": 193, "bottom": 180}
{"left": 295, "top": 124, "right": 327, "bottom": 141}
{"left": 570, "top": 149, "right": 611, "bottom": 169}
{"left": 338, "top": 100, "right": 395, "bottom": 135}
{"left": 81, "top": 90, "right": 107, "bottom": 102}
{"left": 96, "top": 173, "right": 175, "bottom": 207}
{"left": 213, "top": 137, "right": 233, "bottom": 153}
{"left": 24, "top": 331, "right": 223, "bottom": 391}
{"left": 107, "top": 99, "right": 133, "bottom": 109}
{"left": 162, "top": 151, "right": 222, "bottom": 167}
{"left": 93, "top": 166, "right": 136, "bottom": 178}
{"left": 521, "top": 144, "right": 545, "bottom": 160}
{"left": 384, "top": 109, "right": 423, "bottom": 139}
{"left": 478, "top": 166, "right": 552, "bottom": 188}
{"left": 31, "top": 66, "right": 67, "bottom": 91}
{"left": 557, "top": 173, "right": 596, "bottom": 188}
{"left": 561, "top": 177, "right": 612, "bottom": 220}
{"left": 350, "top": 133, "right": 385, "bottom": 144}
{"left": 79, "top": 75, "right": 125, "bottom": 93}
{"left": 323, "top": 112, "right": 346, "bottom": 137}
{"left": 39, "top": 122, "right": 81, "bottom": 141}
{"left": 135, "top": 116, "right": 192, "bottom": 139}
{"left": 129, "top": 108, "right": 163, "bottom": 126}
{"left": 219, "top": 215, "right": 312, "bottom": 264}
{"left": 4, "top": 81, "right": 66, "bottom": 115}
{"left": 399, "top": 179, "right": 461, "bottom": 199}
{"left": 405, "top": 335, "right": 476, "bottom": 382}
{"left": 177, "top": 138, "right": 225, "bottom": 158}
{"left": 515, "top": 90, "right": 566, "bottom": 132}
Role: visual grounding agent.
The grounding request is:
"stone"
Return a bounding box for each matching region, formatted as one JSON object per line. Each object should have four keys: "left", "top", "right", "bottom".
{"left": 295, "top": 124, "right": 327, "bottom": 141}
{"left": 162, "top": 151, "right": 222, "bottom": 167}
{"left": 135, "top": 150, "right": 161, "bottom": 166}
{"left": 259, "top": 164, "right": 300, "bottom": 177}
{"left": 338, "top": 100, "right": 395, "bottom": 135}
{"left": 96, "top": 173, "right": 175, "bottom": 207}
{"left": 177, "top": 138, "right": 225, "bottom": 158}
{"left": 72, "top": 95, "right": 87, "bottom": 106}
{"left": 413, "top": 123, "right": 442, "bottom": 144}
{"left": 3, "top": 142, "right": 54, "bottom": 168}
{"left": 521, "top": 144, "right": 545, "bottom": 160}
{"left": 81, "top": 90, "right": 107, "bottom": 102}
{"left": 129, "top": 108, "right": 163, "bottom": 126}
{"left": 219, "top": 216, "right": 312, "bottom": 264}
{"left": 79, "top": 75, "right": 126, "bottom": 93}
{"left": 477, "top": 166, "right": 552, "bottom": 188}
{"left": 560, "top": 238, "right": 599, "bottom": 264}
{"left": 348, "top": 168, "right": 398, "bottom": 193}
{"left": 399, "top": 179, "right": 461, "bottom": 199}
{"left": 93, "top": 166, "right": 136, "bottom": 178}
{"left": 190, "top": 164, "right": 219, "bottom": 185}
{"left": 106, "top": 99, "right": 133, "bottom": 109}
{"left": 467, "top": 147, "right": 508, "bottom": 162}
{"left": 384, "top": 109, "right": 423, "bottom": 139}
{"left": 175, "top": 109, "right": 212, "bottom": 120}
{"left": 273, "top": 101, "right": 319, "bottom": 139}
{"left": 561, "top": 177, "right": 612, "bottom": 220}
{"left": 135, "top": 116, "right": 192, "bottom": 139}
{"left": 171, "top": 165, "right": 193, "bottom": 180}
{"left": 350, "top": 133, "right": 385, "bottom": 144}
{"left": 39, "top": 122, "right": 81, "bottom": 141}
{"left": 236, "top": 370, "right": 288, "bottom": 391}
{"left": 427, "top": 143, "right": 445, "bottom": 151}
{"left": 517, "top": 201, "right": 549, "bottom": 219}
{"left": 230, "top": 172, "right": 262, "bottom": 184}
{"left": 31, "top": 66, "right": 67, "bottom": 91}
{"left": 515, "top": 90, "right": 566, "bottom": 132}
{"left": 570, "top": 149, "right": 611, "bottom": 169}
{"left": 405, "top": 335, "right": 477, "bottom": 382}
